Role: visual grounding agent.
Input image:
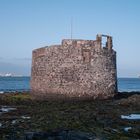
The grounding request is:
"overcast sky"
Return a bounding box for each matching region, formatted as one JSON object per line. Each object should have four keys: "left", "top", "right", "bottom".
{"left": 0, "top": 0, "right": 140, "bottom": 77}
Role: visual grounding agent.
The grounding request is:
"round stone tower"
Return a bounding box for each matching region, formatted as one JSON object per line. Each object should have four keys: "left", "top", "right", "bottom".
{"left": 31, "top": 34, "right": 117, "bottom": 99}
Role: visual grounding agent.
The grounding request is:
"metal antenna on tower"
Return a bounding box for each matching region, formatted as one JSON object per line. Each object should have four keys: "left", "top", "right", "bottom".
{"left": 71, "top": 17, "right": 73, "bottom": 39}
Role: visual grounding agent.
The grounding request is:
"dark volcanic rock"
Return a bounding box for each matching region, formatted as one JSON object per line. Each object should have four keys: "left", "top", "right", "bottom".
{"left": 1, "top": 92, "right": 140, "bottom": 140}
{"left": 6, "top": 130, "right": 97, "bottom": 140}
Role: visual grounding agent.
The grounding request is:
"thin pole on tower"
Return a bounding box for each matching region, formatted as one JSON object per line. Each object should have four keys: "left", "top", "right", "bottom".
{"left": 71, "top": 17, "right": 73, "bottom": 39}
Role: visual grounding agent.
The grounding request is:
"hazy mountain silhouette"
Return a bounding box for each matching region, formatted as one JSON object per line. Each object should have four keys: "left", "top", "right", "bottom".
{"left": 0, "top": 61, "right": 30, "bottom": 76}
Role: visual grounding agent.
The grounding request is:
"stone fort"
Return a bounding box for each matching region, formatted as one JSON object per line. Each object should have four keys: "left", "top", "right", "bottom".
{"left": 31, "top": 34, "right": 117, "bottom": 99}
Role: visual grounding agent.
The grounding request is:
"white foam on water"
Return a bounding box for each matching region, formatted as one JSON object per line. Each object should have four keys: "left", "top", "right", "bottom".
{"left": 0, "top": 91, "right": 4, "bottom": 94}
{"left": 121, "top": 114, "right": 140, "bottom": 120}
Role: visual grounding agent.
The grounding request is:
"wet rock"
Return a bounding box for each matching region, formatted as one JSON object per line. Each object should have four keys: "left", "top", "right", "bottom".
{"left": 24, "top": 130, "right": 97, "bottom": 140}
{"left": 21, "top": 116, "right": 31, "bottom": 119}
{"left": 1, "top": 93, "right": 140, "bottom": 139}
{"left": 11, "top": 120, "right": 17, "bottom": 125}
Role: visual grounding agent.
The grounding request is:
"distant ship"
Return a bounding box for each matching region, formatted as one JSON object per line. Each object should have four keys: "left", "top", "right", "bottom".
{"left": 0, "top": 73, "right": 12, "bottom": 77}
{"left": 0, "top": 73, "right": 23, "bottom": 77}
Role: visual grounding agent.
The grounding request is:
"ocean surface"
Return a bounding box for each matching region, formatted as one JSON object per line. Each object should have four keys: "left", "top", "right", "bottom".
{"left": 118, "top": 78, "right": 140, "bottom": 92}
{"left": 0, "top": 77, "right": 30, "bottom": 93}
{"left": 0, "top": 77, "right": 140, "bottom": 93}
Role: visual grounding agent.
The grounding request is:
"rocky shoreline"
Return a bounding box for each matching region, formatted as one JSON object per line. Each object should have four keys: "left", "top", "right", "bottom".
{"left": 0, "top": 92, "right": 140, "bottom": 140}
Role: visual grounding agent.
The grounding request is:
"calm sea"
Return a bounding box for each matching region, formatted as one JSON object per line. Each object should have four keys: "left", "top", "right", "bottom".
{"left": 0, "top": 77, "right": 30, "bottom": 93}
{"left": 0, "top": 77, "right": 140, "bottom": 93}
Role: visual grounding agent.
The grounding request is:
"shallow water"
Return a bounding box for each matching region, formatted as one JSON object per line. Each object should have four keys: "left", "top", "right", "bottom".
{"left": 0, "top": 106, "right": 17, "bottom": 114}
{"left": 121, "top": 114, "right": 140, "bottom": 120}
{"left": 124, "top": 127, "right": 132, "bottom": 132}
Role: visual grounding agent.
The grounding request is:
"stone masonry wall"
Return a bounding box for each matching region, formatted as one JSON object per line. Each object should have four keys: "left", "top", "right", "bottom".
{"left": 31, "top": 34, "right": 117, "bottom": 99}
